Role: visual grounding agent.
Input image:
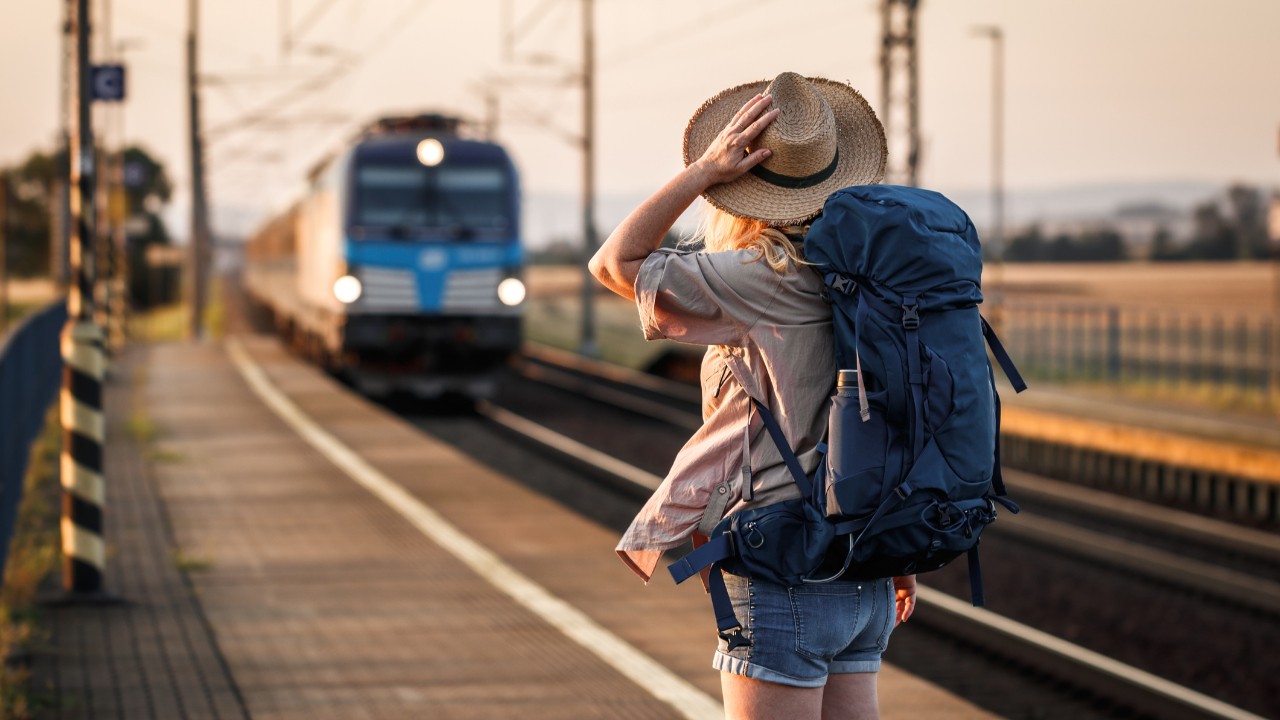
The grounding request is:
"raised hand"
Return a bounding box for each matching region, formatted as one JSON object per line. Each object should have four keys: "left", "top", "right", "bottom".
{"left": 691, "top": 93, "right": 780, "bottom": 186}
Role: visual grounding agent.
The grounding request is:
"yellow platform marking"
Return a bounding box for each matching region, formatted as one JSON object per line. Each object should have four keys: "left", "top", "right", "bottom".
{"left": 1002, "top": 406, "right": 1280, "bottom": 486}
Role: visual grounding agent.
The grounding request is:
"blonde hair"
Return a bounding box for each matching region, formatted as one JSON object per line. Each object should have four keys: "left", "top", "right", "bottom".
{"left": 687, "top": 206, "right": 809, "bottom": 272}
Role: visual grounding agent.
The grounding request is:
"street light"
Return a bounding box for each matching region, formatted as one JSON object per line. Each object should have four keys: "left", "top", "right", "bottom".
{"left": 1269, "top": 191, "right": 1280, "bottom": 410}
{"left": 973, "top": 24, "right": 1004, "bottom": 327}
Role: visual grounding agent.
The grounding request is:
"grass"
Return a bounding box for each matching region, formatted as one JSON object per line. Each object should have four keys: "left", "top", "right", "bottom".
{"left": 0, "top": 409, "right": 62, "bottom": 718}
{"left": 2, "top": 302, "right": 39, "bottom": 333}
{"left": 170, "top": 550, "right": 213, "bottom": 573}
{"left": 128, "top": 283, "right": 226, "bottom": 344}
{"left": 524, "top": 265, "right": 702, "bottom": 370}
{"left": 124, "top": 413, "right": 158, "bottom": 443}
{"left": 1077, "top": 377, "right": 1279, "bottom": 417}
{"left": 145, "top": 448, "right": 185, "bottom": 464}
{"left": 129, "top": 303, "right": 189, "bottom": 343}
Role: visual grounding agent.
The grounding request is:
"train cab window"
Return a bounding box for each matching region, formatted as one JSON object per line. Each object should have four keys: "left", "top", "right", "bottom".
{"left": 352, "top": 161, "right": 511, "bottom": 239}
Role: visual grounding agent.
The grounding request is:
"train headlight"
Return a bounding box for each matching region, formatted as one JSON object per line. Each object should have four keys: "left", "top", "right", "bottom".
{"left": 416, "top": 138, "right": 445, "bottom": 167}
{"left": 497, "top": 277, "right": 526, "bottom": 307}
{"left": 333, "top": 275, "right": 363, "bottom": 304}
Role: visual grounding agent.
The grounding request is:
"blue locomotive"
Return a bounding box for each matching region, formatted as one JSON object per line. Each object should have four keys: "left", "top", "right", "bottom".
{"left": 244, "top": 114, "right": 524, "bottom": 398}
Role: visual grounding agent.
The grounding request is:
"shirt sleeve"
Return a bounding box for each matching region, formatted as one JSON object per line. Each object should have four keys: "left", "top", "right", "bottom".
{"left": 634, "top": 248, "right": 783, "bottom": 347}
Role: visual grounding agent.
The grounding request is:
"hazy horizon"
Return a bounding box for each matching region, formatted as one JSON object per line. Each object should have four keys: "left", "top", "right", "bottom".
{"left": 4, "top": 1, "right": 1279, "bottom": 245}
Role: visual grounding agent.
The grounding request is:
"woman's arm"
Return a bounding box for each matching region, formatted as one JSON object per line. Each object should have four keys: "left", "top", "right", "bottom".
{"left": 588, "top": 93, "right": 779, "bottom": 301}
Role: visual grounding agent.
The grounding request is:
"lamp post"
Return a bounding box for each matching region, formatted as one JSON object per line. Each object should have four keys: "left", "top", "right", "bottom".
{"left": 1268, "top": 191, "right": 1280, "bottom": 411}
{"left": 973, "top": 25, "right": 1004, "bottom": 327}
{"left": 578, "top": 0, "right": 598, "bottom": 358}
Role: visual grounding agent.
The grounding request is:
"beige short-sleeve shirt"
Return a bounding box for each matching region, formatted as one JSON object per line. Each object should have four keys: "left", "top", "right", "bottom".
{"left": 616, "top": 247, "right": 836, "bottom": 582}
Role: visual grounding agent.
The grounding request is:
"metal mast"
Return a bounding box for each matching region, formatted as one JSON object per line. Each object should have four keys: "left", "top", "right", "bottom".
{"left": 187, "top": 0, "right": 211, "bottom": 340}
{"left": 577, "top": 0, "right": 598, "bottom": 357}
{"left": 61, "top": 0, "right": 108, "bottom": 595}
{"left": 879, "top": 0, "right": 921, "bottom": 186}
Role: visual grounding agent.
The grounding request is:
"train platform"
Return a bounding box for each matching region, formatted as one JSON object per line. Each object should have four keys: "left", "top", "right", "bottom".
{"left": 27, "top": 333, "right": 996, "bottom": 719}
{"left": 1000, "top": 378, "right": 1280, "bottom": 451}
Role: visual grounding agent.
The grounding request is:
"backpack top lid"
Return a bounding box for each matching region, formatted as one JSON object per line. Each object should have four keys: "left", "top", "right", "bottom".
{"left": 804, "top": 185, "right": 984, "bottom": 310}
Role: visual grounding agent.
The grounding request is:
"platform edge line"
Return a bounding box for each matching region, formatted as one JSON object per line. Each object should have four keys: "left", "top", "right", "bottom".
{"left": 224, "top": 338, "right": 723, "bottom": 720}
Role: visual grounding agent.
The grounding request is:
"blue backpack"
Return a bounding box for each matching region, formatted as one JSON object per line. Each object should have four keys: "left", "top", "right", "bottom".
{"left": 669, "top": 185, "right": 1026, "bottom": 650}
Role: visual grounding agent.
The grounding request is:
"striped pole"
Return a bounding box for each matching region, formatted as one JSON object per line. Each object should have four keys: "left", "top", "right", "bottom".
{"left": 60, "top": 0, "right": 107, "bottom": 595}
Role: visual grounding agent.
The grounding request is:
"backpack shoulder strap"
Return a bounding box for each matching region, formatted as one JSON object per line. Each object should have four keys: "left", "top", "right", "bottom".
{"left": 750, "top": 398, "right": 814, "bottom": 500}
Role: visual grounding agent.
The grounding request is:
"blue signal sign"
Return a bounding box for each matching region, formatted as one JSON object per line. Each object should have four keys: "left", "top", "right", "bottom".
{"left": 91, "top": 65, "right": 126, "bottom": 102}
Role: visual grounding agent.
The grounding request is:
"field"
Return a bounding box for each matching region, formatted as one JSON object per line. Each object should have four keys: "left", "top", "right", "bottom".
{"left": 526, "top": 262, "right": 1280, "bottom": 414}
{"left": 992, "top": 262, "right": 1275, "bottom": 316}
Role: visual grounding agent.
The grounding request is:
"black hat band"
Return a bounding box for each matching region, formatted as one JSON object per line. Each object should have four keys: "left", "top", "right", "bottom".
{"left": 748, "top": 149, "right": 839, "bottom": 189}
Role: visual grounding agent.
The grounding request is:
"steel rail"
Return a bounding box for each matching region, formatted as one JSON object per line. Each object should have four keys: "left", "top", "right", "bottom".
{"left": 994, "top": 513, "right": 1280, "bottom": 616}
{"left": 523, "top": 343, "right": 1279, "bottom": 571}
{"left": 477, "top": 400, "right": 1265, "bottom": 720}
{"left": 514, "top": 361, "right": 702, "bottom": 431}
{"left": 521, "top": 342, "right": 701, "bottom": 403}
{"left": 915, "top": 587, "right": 1267, "bottom": 720}
{"left": 1007, "top": 469, "right": 1280, "bottom": 562}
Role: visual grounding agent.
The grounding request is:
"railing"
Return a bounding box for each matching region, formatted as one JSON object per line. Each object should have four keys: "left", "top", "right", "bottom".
{"left": 1000, "top": 302, "right": 1278, "bottom": 397}
{"left": 0, "top": 301, "right": 67, "bottom": 578}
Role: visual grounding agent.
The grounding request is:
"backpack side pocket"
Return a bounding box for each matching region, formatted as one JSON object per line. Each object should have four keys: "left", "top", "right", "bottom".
{"left": 825, "top": 384, "right": 888, "bottom": 518}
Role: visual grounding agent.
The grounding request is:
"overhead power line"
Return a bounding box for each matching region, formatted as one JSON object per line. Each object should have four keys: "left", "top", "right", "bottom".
{"left": 204, "top": 0, "right": 434, "bottom": 147}
{"left": 286, "top": 0, "right": 343, "bottom": 56}
{"left": 598, "top": 0, "right": 782, "bottom": 68}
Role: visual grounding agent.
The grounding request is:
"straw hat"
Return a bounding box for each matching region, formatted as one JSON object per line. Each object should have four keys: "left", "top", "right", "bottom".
{"left": 683, "top": 72, "right": 886, "bottom": 226}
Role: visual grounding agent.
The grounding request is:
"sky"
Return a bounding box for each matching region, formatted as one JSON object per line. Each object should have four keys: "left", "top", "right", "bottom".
{"left": 2, "top": 0, "right": 1278, "bottom": 244}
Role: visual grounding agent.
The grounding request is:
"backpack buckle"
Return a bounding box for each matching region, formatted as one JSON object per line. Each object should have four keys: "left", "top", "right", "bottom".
{"left": 828, "top": 274, "right": 857, "bottom": 295}
{"left": 719, "top": 627, "right": 752, "bottom": 651}
{"left": 901, "top": 303, "right": 920, "bottom": 330}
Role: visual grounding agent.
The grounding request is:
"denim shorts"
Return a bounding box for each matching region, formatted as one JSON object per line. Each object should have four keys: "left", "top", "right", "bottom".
{"left": 712, "top": 572, "right": 895, "bottom": 688}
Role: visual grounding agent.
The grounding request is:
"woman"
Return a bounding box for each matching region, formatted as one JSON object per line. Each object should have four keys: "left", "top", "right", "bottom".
{"left": 589, "top": 72, "right": 916, "bottom": 719}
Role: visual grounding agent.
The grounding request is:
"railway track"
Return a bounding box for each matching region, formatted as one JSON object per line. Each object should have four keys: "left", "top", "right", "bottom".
{"left": 426, "top": 343, "right": 1278, "bottom": 719}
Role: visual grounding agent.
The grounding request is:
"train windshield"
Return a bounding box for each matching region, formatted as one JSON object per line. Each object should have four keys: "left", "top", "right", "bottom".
{"left": 351, "top": 161, "right": 512, "bottom": 238}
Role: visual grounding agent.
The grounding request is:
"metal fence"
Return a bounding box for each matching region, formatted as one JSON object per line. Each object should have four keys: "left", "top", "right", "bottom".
{"left": 998, "top": 302, "right": 1278, "bottom": 396}
{"left": 0, "top": 301, "right": 67, "bottom": 578}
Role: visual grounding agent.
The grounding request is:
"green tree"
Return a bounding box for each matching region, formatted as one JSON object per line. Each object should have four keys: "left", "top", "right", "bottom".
{"left": 1, "top": 150, "right": 60, "bottom": 276}
{"left": 1185, "top": 201, "right": 1236, "bottom": 260}
{"left": 2, "top": 145, "right": 173, "bottom": 280}
{"left": 1226, "top": 183, "right": 1268, "bottom": 259}
{"left": 1150, "top": 225, "right": 1183, "bottom": 261}
{"left": 1005, "top": 225, "right": 1050, "bottom": 262}
{"left": 1074, "top": 227, "right": 1126, "bottom": 261}
{"left": 121, "top": 146, "right": 173, "bottom": 212}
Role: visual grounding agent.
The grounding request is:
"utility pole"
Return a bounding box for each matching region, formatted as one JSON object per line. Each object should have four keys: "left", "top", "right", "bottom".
{"left": 187, "top": 0, "right": 211, "bottom": 340}
{"left": 279, "top": 0, "right": 291, "bottom": 60}
{"left": 880, "top": 0, "right": 921, "bottom": 186}
{"left": 60, "top": 0, "right": 108, "bottom": 596}
{"left": 974, "top": 25, "right": 1005, "bottom": 327}
{"left": 578, "top": 0, "right": 598, "bottom": 357}
{"left": 1, "top": 177, "right": 8, "bottom": 336}
{"left": 497, "top": 1, "right": 595, "bottom": 355}
{"left": 94, "top": 0, "right": 113, "bottom": 339}
{"left": 485, "top": 89, "right": 499, "bottom": 140}
{"left": 55, "top": 0, "right": 74, "bottom": 285}
{"left": 1270, "top": 132, "right": 1280, "bottom": 412}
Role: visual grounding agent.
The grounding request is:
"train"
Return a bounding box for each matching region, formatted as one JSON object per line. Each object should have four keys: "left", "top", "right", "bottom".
{"left": 243, "top": 113, "right": 525, "bottom": 399}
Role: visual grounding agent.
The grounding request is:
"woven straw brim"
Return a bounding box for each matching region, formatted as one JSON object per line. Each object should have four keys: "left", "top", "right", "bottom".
{"left": 683, "top": 77, "right": 886, "bottom": 226}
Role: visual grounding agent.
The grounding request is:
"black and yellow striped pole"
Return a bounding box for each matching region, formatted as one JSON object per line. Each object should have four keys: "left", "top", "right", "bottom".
{"left": 61, "top": 0, "right": 107, "bottom": 595}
